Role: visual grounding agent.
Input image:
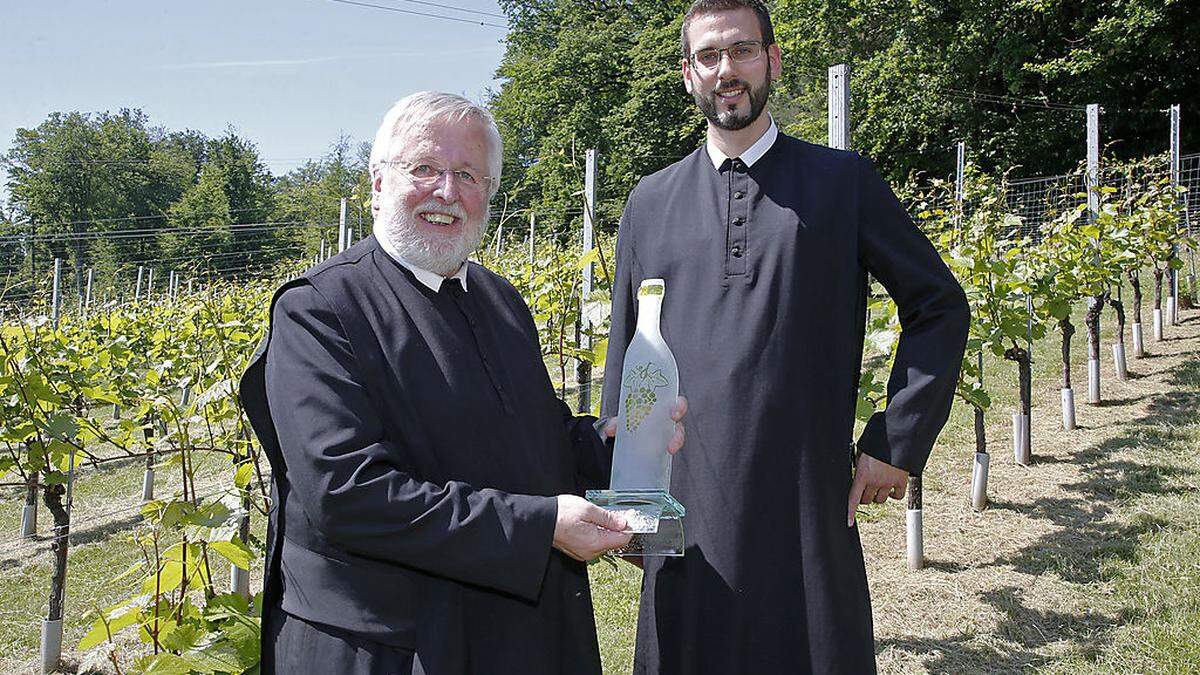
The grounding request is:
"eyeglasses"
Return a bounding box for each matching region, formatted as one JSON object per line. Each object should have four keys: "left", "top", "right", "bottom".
{"left": 382, "top": 161, "right": 496, "bottom": 194}
{"left": 689, "top": 40, "right": 765, "bottom": 70}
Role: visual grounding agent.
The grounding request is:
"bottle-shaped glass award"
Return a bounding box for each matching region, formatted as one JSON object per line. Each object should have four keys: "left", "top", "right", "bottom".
{"left": 587, "top": 278, "right": 685, "bottom": 556}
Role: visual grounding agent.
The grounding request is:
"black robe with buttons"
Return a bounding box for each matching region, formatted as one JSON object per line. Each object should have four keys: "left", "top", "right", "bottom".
{"left": 601, "top": 135, "right": 969, "bottom": 674}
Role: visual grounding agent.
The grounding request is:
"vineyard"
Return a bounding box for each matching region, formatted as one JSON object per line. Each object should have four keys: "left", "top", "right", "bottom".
{"left": 0, "top": 141, "right": 1195, "bottom": 672}
{"left": 1, "top": 68, "right": 1199, "bottom": 675}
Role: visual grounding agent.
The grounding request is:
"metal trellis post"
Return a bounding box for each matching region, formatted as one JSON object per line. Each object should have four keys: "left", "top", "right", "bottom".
{"left": 84, "top": 269, "right": 93, "bottom": 313}
{"left": 338, "top": 198, "right": 349, "bottom": 253}
{"left": 577, "top": 150, "right": 597, "bottom": 414}
{"left": 1169, "top": 104, "right": 1181, "bottom": 325}
{"left": 1086, "top": 103, "right": 1102, "bottom": 405}
{"left": 50, "top": 258, "right": 62, "bottom": 327}
{"left": 827, "top": 64, "right": 850, "bottom": 150}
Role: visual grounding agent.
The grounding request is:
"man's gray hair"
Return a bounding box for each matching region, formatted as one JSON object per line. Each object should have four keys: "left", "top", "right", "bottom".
{"left": 368, "top": 91, "right": 503, "bottom": 198}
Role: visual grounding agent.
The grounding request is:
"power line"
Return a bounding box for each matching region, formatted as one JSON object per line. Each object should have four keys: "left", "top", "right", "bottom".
{"left": 937, "top": 88, "right": 1180, "bottom": 116}
{"left": 8, "top": 206, "right": 278, "bottom": 229}
{"left": 388, "top": 0, "right": 506, "bottom": 19}
{"left": 937, "top": 88, "right": 1086, "bottom": 112}
{"left": 0, "top": 221, "right": 332, "bottom": 244}
{"left": 0, "top": 205, "right": 615, "bottom": 245}
{"left": 112, "top": 245, "right": 310, "bottom": 269}
{"left": 327, "top": 0, "right": 507, "bottom": 28}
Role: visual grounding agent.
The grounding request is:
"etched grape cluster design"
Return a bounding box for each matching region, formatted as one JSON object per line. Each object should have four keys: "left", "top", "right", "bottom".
{"left": 623, "top": 362, "right": 669, "bottom": 432}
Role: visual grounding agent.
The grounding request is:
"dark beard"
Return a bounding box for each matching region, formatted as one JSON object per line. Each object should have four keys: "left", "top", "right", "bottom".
{"left": 693, "top": 76, "right": 771, "bottom": 131}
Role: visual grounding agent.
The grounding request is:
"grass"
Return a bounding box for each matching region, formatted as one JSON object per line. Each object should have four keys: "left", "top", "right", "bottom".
{"left": 865, "top": 299, "right": 1200, "bottom": 675}
{"left": 0, "top": 532, "right": 146, "bottom": 661}
{"left": 590, "top": 559, "right": 643, "bottom": 672}
{"left": 1037, "top": 354, "right": 1200, "bottom": 674}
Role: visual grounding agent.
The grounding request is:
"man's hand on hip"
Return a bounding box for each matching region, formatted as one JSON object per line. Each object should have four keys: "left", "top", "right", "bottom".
{"left": 553, "top": 495, "right": 632, "bottom": 562}
{"left": 847, "top": 452, "right": 909, "bottom": 527}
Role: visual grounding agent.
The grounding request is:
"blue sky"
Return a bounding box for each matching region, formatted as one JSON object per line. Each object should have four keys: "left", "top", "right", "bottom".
{"left": 1, "top": 0, "right": 509, "bottom": 179}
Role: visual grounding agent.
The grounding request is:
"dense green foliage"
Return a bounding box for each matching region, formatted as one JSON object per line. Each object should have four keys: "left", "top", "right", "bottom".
{"left": 488, "top": 0, "right": 1198, "bottom": 203}
{"left": 913, "top": 166, "right": 1044, "bottom": 421}
{"left": 1, "top": 114, "right": 366, "bottom": 306}
{"left": 0, "top": 280, "right": 276, "bottom": 672}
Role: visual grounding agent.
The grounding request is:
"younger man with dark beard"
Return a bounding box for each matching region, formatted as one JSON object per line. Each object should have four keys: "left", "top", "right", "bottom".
{"left": 602, "top": 2, "right": 969, "bottom": 672}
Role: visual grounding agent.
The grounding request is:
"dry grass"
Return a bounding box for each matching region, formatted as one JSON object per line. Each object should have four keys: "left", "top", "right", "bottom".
{"left": 866, "top": 305, "right": 1200, "bottom": 674}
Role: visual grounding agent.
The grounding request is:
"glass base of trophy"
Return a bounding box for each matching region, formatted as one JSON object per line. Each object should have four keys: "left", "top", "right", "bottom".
{"left": 584, "top": 489, "right": 685, "bottom": 556}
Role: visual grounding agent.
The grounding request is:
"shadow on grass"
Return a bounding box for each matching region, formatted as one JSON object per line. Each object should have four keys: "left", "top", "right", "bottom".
{"left": 1095, "top": 394, "right": 1150, "bottom": 407}
{"left": 0, "top": 513, "right": 143, "bottom": 570}
{"left": 879, "top": 584, "right": 1132, "bottom": 674}
{"left": 880, "top": 348, "right": 1200, "bottom": 669}
{"left": 70, "top": 513, "right": 143, "bottom": 547}
{"left": 1026, "top": 454, "right": 1070, "bottom": 466}
{"left": 923, "top": 559, "right": 970, "bottom": 574}
{"left": 878, "top": 632, "right": 1039, "bottom": 674}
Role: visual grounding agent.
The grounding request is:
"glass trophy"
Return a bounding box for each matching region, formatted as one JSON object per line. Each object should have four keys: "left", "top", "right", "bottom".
{"left": 587, "top": 278, "right": 685, "bottom": 556}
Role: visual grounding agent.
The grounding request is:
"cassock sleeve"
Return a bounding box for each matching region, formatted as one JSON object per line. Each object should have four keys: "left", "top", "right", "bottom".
{"left": 265, "top": 283, "right": 558, "bottom": 601}
{"left": 854, "top": 155, "right": 970, "bottom": 475}
{"left": 556, "top": 399, "right": 612, "bottom": 492}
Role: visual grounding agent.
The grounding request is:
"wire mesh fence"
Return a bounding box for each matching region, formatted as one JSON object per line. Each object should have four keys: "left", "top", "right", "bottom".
{"left": 994, "top": 153, "right": 1197, "bottom": 243}
{"left": 1003, "top": 172, "right": 1086, "bottom": 241}
{"left": 1180, "top": 153, "right": 1200, "bottom": 235}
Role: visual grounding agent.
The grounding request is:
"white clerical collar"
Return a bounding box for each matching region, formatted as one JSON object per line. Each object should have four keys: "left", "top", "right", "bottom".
{"left": 706, "top": 116, "right": 779, "bottom": 170}
{"left": 373, "top": 226, "right": 468, "bottom": 292}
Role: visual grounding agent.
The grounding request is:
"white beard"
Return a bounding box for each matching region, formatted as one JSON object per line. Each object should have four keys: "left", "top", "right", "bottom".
{"left": 376, "top": 198, "right": 487, "bottom": 277}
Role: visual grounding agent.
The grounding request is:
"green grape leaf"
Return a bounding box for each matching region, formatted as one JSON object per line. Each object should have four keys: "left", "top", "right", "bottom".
{"left": 210, "top": 539, "right": 255, "bottom": 571}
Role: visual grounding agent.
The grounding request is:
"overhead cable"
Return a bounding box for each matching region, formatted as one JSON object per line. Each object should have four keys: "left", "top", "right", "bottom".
{"left": 327, "top": 0, "right": 507, "bottom": 28}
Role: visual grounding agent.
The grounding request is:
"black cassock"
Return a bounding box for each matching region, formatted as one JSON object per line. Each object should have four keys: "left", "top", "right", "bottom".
{"left": 240, "top": 237, "right": 611, "bottom": 674}
{"left": 602, "top": 135, "right": 969, "bottom": 674}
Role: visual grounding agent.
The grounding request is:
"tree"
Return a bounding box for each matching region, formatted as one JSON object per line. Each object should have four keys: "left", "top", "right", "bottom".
{"left": 491, "top": 0, "right": 693, "bottom": 229}
{"left": 202, "top": 130, "right": 275, "bottom": 274}
{"left": 206, "top": 130, "right": 273, "bottom": 224}
{"left": 163, "top": 164, "right": 234, "bottom": 272}
{"left": 1034, "top": 177, "right": 1120, "bottom": 419}
{"left": 918, "top": 165, "right": 1045, "bottom": 466}
{"left": 1133, "top": 171, "right": 1189, "bottom": 337}
{"left": 491, "top": 0, "right": 1200, "bottom": 198}
{"left": 271, "top": 135, "right": 370, "bottom": 259}
{"left": 771, "top": 0, "right": 1200, "bottom": 183}
{"left": 2, "top": 110, "right": 203, "bottom": 294}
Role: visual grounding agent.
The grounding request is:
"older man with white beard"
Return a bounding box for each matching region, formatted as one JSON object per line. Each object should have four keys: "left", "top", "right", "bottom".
{"left": 240, "top": 91, "right": 685, "bottom": 674}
